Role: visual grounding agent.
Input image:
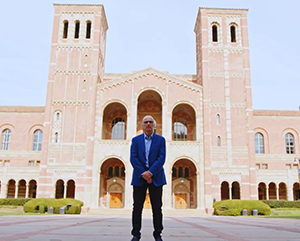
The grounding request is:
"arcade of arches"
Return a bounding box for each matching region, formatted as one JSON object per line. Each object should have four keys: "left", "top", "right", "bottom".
{"left": 0, "top": 179, "right": 75, "bottom": 199}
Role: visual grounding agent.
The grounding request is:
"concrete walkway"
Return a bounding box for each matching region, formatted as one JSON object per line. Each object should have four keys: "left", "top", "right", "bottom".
{"left": 0, "top": 214, "right": 299, "bottom": 241}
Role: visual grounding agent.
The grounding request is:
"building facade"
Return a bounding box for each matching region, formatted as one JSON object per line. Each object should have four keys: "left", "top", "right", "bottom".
{"left": 0, "top": 4, "right": 299, "bottom": 214}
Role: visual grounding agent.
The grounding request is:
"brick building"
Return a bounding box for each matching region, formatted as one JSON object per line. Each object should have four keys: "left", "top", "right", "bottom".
{"left": 0, "top": 4, "right": 299, "bottom": 214}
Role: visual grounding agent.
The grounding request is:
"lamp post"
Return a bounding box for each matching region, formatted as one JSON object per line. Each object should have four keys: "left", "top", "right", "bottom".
{"left": 294, "top": 158, "right": 300, "bottom": 200}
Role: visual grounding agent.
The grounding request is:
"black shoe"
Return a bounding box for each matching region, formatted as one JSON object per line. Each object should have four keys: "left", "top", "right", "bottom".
{"left": 155, "top": 237, "right": 163, "bottom": 241}
{"left": 131, "top": 237, "right": 140, "bottom": 241}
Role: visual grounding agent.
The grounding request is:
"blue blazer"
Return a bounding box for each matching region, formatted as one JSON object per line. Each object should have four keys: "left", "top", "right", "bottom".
{"left": 130, "top": 133, "right": 167, "bottom": 187}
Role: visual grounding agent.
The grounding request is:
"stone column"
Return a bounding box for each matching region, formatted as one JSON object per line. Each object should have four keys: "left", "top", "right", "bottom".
{"left": 25, "top": 184, "right": 29, "bottom": 198}
{"left": 14, "top": 184, "right": 18, "bottom": 198}
{"left": 64, "top": 184, "right": 67, "bottom": 198}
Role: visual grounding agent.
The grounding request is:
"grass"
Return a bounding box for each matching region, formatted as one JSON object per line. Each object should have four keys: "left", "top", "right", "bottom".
{"left": 263, "top": 208, "right": 300, "bottom": 219}
{"left": 0, "top": 206, "right": 45, "bottom": 216}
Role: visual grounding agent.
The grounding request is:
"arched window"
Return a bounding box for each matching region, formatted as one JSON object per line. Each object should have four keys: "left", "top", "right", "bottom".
{"left": 172, "top": 167, "right": 177, "bottom": 178}
{"left": 74, "top": 20, "right": 80, "bottom": 39}
{"left": 56, "top": 112, "right": 61, "bottom": 121}
{"left": 111, "top": 117, "right": 125, "bottom": 140}
{"left": 230, "top": 25, "right": 236, "bottom": 42}
{"left": 255, "top": 133, "right": 264, "bottom": 154}
{"left": 86, "top": 21, "right": 92, "bottom": 39}
{"left": 1, "top": 129, "right": 11, "bottom": 150}
{"left": 114, "top": 166, "right": 120, "bottom": 177}
{"left": 212, "top": 25, "right": 218, "bottom": 42}
{"left": 285, "top": 133, "right": 294, "bottom": 154}
{"left": 178, "top": 166, "right": 183, "bottom": 178}
{"left": 33, "top": 129, "right": 43, "bottom": 151}
{"left": 174, "top": 121, "right": 187, "bottom": 141}
{"left": 184, "top": 167, "right": 189, "bottom": 178}
{"left": 55, "top": 179, "right": 64, "bottom": 199}
{"left": 108, "top": 166, "right": 113, "bottom": 177}
{"left": 216, "top": 114, "right": 220, "bottom": 125}
{"left": 55, "top": 132, "right": 59, "bottom": 143}
{"left": 63, "top": 20, "right": 68, "bottom": 39}
{"left": 217, "top": 136, "right": 221, "bottom": 146}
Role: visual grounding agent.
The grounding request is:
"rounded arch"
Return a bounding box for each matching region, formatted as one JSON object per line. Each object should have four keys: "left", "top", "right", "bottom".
{"left": 170, "top": 101, "right": 198, "bottom": 115}
{"left": 137, "top": 90, "right": 162, "bottom": 135}
{"left": 278, "top": 182, "right": 287, "bottom": 200}
{"left": 171, "top": 156, "right": 199, "bottom": 171}
{"left": 27, "top": 125, "right": 44, "bottom": 151}
{"left": 101, "top": 99, "right": 129, "bottom": 114}
{"left": 102, "top": 102, "right": 128, "bottom": 140}
{"left": 231, "top": 181, "right": 240, "bottom": 199}
{"left": 268, "top": 182, "right": 277, "bottom": 200}
{"left": 281, "top": 128, "right": 299, "bottom": 154}
{"left": 221, "top": 181, "right": 229, "bottom": 200}
{"left": 17, "top": 179, "right": 26, "bottom": 198}
{"left": 254, "top": 127, "right": 270, "bottom": 154}
{"left": 7, "top": 179, "right": 16, "bottom": 198}
{"left": 172, "top": 158, "right": 197, "bottom": 209}
{"left": 99, "top": 157, "right": 126, "bottom": 208}
{"left": 66, "top": 179, "right": 75, "bottom": 198}
{"left": 172, "top": 103, "right": 196, "bottom": 141}
{"left": 258, "top": 182, "right": 267, "bottom": 200}
{"left": 28, "top": 179, "right": 37, "bottom": 198}
{"left": 135, "top": 87, "right": 164, "bottom": 102}
{"left": 0, "top": 123, "right": 15, "bottom": 132}
{"left": 55, "top": 179, "right": 65, "bottom": 199}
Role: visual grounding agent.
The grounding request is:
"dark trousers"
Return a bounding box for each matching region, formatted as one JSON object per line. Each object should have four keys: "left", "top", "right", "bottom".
{"left": 131, "top": 183, "right": 163, "bottom": 238}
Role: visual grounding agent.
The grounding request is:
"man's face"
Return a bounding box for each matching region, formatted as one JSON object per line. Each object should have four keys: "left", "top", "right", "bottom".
{"left": 142, "top": 116, "right": 155, "bottom": 136}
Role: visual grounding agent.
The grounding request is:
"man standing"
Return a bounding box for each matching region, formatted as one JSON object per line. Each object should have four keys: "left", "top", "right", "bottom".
{"left": 130, "top": 115, "right": 166, "bottom": 241}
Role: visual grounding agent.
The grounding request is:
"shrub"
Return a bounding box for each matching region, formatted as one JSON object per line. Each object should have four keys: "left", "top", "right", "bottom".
{"left": 23, "top": 198, "right": 84, "bottom": 214}
{"left": 0, "top": 198, "right": 32, "bottom": 206}
{"left": 263, "top": 200, "right": 300, "bottom": 209}
{"left": 213, "top": 200, "right": 271, "bottom": 216}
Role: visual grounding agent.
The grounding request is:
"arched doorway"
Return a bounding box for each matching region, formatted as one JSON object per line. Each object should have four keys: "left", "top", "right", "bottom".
{"left": 279, "top": 182, "right": 287, "bottom": 200}
{"left": 293, "top": 182, "right": 300, "bottom": 200}
{"left": 7, "top": 179, "right": 15, "bottom": 198}
{"left": 221, "top": 181, "right": 229, "bottom": 200}
{"left": 172, "top": 159, "right": 197, "bottom": 208}
{"left": 137, "top": 90, "right": 162, "bottom": 135}
{"left": 268, "top": 182, "right": 276, "bottom": 200}
{"left": 172, "top": 104, "right": 196, "bottom": 141}
{"left": 231, "top": 181, "right": 240, "bottom": 199}
{"left": 258, "top": 182, "right": 267, "bottom": 200}
{"left": 99, "top": 158, "right": 125, "bottom": 208}
{"left": 102, "top": 103, "right": 127, "bottom": 140}
{"left": 55, "top": 179, "right": 64, "bottom": 198}
{"left": 67, "top": 180, "right": 75, "bottom": 198}
{"left": 17, "top": 179, "right": 26, "bottom": 198}
{"left": 28, "top": 180, "right": 37, "bottom": 198}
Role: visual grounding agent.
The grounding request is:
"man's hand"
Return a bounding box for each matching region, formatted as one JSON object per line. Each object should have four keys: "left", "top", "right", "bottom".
{"left": 142, "top": 171, "right": 152, "bottom": 182}
{"left": 147, "top": 178, "right": 152, "bottom": 184}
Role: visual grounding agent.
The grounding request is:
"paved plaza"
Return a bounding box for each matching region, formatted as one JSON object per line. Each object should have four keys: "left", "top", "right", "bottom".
{"left": 0, "top": 213, "right": 299, "bottom": 241}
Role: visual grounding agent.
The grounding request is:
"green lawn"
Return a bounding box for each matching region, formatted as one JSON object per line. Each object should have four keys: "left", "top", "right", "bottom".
{"left": 0, "top": 207, "right": 43, "bottom": 216}
{"left": 264, "top": 208, "right": 300, "bottom": 219}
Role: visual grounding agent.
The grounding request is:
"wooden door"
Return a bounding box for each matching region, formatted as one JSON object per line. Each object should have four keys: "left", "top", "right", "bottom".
{"left": 110, "top": 193, "right": 122, "bottom": 208}
{"left": 175, "top": 193, "right": 187, "bottom": 209}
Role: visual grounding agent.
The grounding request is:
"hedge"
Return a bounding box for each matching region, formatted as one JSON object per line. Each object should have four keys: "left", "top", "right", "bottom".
{"left": 213, "top": 200, "right": 271, "bottom": 216}
{"left": 263, "top": 200, "right": 300, "bottom": 209}
{"left": 0, "top": 198, "right": 32, "bottom": 206}
{"left": 23, "top": 198, "right": 84, "bottom": 214}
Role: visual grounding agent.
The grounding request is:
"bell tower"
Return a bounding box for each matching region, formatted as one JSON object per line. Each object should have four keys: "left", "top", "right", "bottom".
{"left": 39, "top": 4, "right": 108, "bottom": 199}
{"left": 194, "top": 8, "right": 257, "bottom": 201}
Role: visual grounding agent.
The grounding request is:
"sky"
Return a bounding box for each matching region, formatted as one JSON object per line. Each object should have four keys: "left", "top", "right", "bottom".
{"left": 0, "top": 0, "right": 299, "bottom": 110}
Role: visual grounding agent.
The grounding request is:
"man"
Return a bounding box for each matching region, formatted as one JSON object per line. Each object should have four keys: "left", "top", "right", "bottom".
{"left": 130, "top": 115, "right": 166, "bottom": 241}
